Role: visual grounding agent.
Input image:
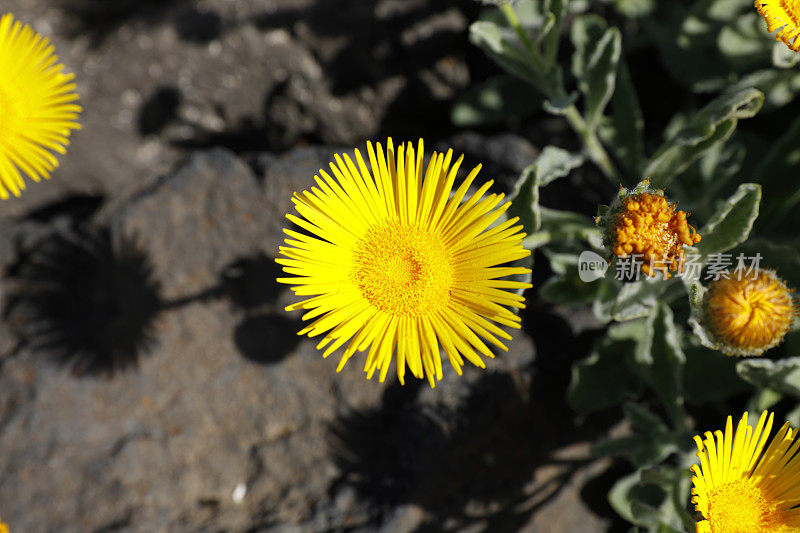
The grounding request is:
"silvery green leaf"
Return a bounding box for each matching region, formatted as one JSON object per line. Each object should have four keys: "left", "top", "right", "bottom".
{"left": 598, "top": 60, "right": 645, "bottom": 182}
{"left": 696, "top": 183, "right": 761, "bottom": 259}
{"left": 469, "top": 21, "right": 546, "bottom": 87}
{"left": 571, "top": 16, "right": 622, "bottom": 129}
{"left": 536, "top": 146, "right": 585, "bottom": 186}
{"left": 646, "top": 89, "right": 764, "bottom": 189}
{"left": 774, "top": 42, "right": 800, "bottom": 68}
{"left": 635, "top": 303, "right": 686, "bottom": 424}
{"left": 737, "top": 357, "right": 800, "bottom": 398}
{"left": 603, "top": 276, "right": 669, "bottom": 322}
{"left": 724, "top": 69, "right": 800, "bottom": 111}
{"left": 543, "top": 91, "right": 579, "bottom": 115}
{"left": 508, "top": 163, "right": 541, "bottom": 234}
{"left": 753, "top": 116, "right": 800, "bottom": 230}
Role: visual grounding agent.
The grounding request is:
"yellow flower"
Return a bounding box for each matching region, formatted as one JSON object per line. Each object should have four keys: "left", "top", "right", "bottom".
{"left": 0, "top": 13, "right": 81, "bottom": 199}
{"left": 756, "top": 0, "right": 800, "bottom": 51}
{"left": 691, "top": 411, "right": 800, "bottom": 532}
{"left": 609, "top": 191, "right": 700, "bottom": 278}
{"left": 277, "top": 138, "right": 532, "bottom": 387}
{"left": 702, "top": 270, "right": 796, "bottom": 357}
{"left": 0, "top": 517, "right": 6, "bottom": 533}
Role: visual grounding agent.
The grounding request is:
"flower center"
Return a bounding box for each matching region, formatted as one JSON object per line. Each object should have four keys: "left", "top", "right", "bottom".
{"left": 706, "top": 479, "right": 781, "bottom": 532}
{"left": 351, "top": 221, "right": 453, "bottom": 316}
{"left": 781, "top": 0, "right": 800, "bottom": 25}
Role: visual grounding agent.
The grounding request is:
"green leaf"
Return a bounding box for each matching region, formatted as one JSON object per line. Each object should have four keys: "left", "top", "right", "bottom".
{"left": 773, "top": 43, "right": 800, "bottom": 68}
{"left": 451, "top": 75, "right": 541, "bottom": 126}
{"left": 508, "top": 163, "right": 541, "bottom": 234}
{"left": 599, "top": 59, "right": 645, "bottom": 182}
{"left": 737, "top": 357, "right": 800, "bottom": 398}
{"left": 540, "top": 264, "right": 617, "bottom": 305}
{"left": 753, "top": 115, "right": 800, "bottom": 231}
{"left": 696, "top": 183, "right": 761, "bottom": 259}
{"left": 635, "top": 303, "right": 686, "bottom": 424}
{"left": 570, "top": 16, "right": 622, "bottom": 129}
{"left": 724, "top": 69, "right": 800, "bottom": 112}
{"left": 523, "top": 207, "right": 601, "bottom": 248}
{"left": 609, "top": 471, "right": 669, "bottom": 528}
{"left": 646, "top": 89, "right": 764, "bottom": 188}
{"left": 599, "top": 277, "right": 671, "bottom": 322}
{"left": 683, "top": 342, "right": 751, "bottom": 404}
{"left": 507, "top": 147, "right": 585, "bottom": 236}
{"left": 583, "top": 28, "right": 622, "bottom": 129}
{"left": 571, "top": 15, "right": 608, "bottom": 81}
{"left": 536, "top": 146, "right": 586, "bottom": 186}
{"left": 469, "top": 21, "right": 546, "bottom": 87}
{"left": 567, "top": 336, "right": 642, "bottom": 413}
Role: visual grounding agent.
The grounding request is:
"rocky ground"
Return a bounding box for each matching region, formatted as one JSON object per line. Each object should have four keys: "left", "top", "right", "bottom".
{"left": 0, "top": 1, "right": 622, "bottom": 531}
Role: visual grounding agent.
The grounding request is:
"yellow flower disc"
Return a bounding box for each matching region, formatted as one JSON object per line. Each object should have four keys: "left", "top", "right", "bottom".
{"left": 691, "top": 411, "right": 800, "bottom": 532}
{"left": 610, "top": 192, "right": 700, "bottom": 278}
{"left": 703, "top": 270, "right": 796, "bottom": 356}
{"left": 756, "top": 0, "right": 800, "bottom": 51}
{"left": 0, "top": 13, "right": 82, "bottom": 199}
{"left": 277, "top": 138, "right": 532, "bottom": 387}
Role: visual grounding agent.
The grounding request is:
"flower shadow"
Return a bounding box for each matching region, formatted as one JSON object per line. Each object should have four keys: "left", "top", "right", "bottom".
{"left": 2, "top": 224, "right": 161, "bottom": 377}
{"left": 328, "top": 371, "right": 592, "bottom": 530}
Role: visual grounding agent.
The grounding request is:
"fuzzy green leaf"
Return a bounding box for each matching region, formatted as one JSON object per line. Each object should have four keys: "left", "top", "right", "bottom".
{"left": 646, "top": 89, "right": 764, "bottom": 188}
{"left": 737, "top": 358, "right": 800, "bottom": 398}
{"left": 635, "top": 303, "right": 686, "bottom": 424}
{"left": 571, "top": 16, "right": 622, "bottom": 129}
{"left": 696, "top": 183, "right": 761, "bottom": 259}
{"left": 567, "top": 336, "right": 642, "bottom": 413}
{"left": 753, "top": 115, "right": 800, "bottom": 231}
{"left": 537, "top": 146, "right": 586, "bottom": 185}
{"left": 469, "top": 21, "right": 546, "bottom": 87}
{"left": 599, "top": 60, "right": 645, "bottom": 182}
{"left": 508, "top": 163, "right": 541, "bottom": 234}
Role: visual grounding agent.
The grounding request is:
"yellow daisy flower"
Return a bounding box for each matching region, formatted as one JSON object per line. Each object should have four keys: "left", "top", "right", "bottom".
{"left": 607, "top": 189, "right": 700, "bottom": 278}
{"left": 277, "top": 138, "right": 532, "bottom": 387}
{"left": 0, "top": 13, "right": 81, "bottom": 199}
{"left": 691, "top": 411, "right": 800, "bottom": 532}
{"left": 702, "top": 270, "right": 796, "bottom": 357}
{"left": 756, "top": 0, "right": 800, "bottom": 51}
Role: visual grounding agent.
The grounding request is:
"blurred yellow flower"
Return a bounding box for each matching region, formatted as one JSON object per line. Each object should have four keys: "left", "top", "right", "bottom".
{"left": 691, "top": 411, "right": 800, "bottom": 532}
{"left": 0, "top": 516, "right": 6, "bottom": 533}
{"left": 278, "top": 138, "right": 531, "bottom": 387}
{"left": 610, "top": 191, "right": 700, "bottom": 278}
{"left": 756, "top": 0, "right": 800, "bottom": 51}
{"left": 0, "top": 13, "right": 81, "bottom": 199}
{"left": 702, "top": 270, "right": 795, "bottom": 356}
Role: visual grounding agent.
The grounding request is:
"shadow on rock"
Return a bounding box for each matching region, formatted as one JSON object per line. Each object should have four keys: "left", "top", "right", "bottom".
{"left": 3, "top": 224, "right": 161, "bottom": 377}
{"left": 162, "top": 252, "right": 302, "bottom": 366}
{"left": 329, "top": 372, "right": 588, "bottom": 530}
{"left": 138, "top": 86, "right": 182, "bottom": 137}
{"left": 59, "top": 0, "right": 190, "bottom": 47}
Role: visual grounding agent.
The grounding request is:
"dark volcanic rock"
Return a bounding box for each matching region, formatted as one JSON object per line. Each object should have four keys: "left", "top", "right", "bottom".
{"left": 0, "top": 149, "right": 614, "bottom": 532}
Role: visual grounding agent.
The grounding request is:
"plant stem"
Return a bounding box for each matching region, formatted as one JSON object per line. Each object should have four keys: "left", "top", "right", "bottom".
{"left": 564, "top": 105, "right": 622, "bottom": 184}
{"left": 500, "top": 2, "right": 622, "bottom": 184}
{"left": 500, "top": 3, "right": 547, "bottom": 72}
